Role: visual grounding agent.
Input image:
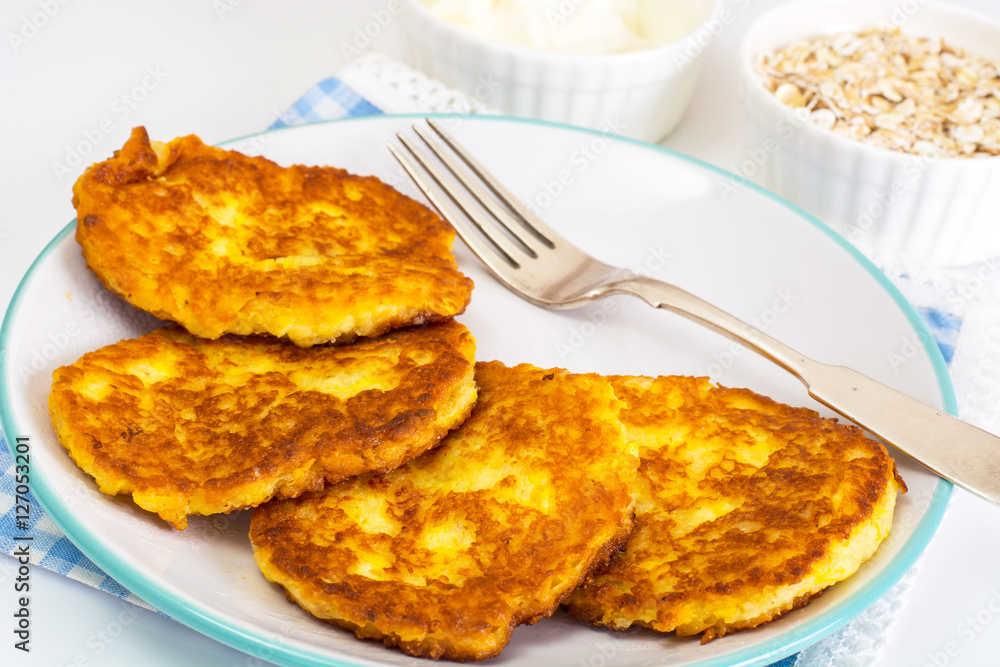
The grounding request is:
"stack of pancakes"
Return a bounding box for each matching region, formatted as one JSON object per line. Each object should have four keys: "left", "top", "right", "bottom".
{"left": 49, "top": 129, "right": 905, "bottom": 662}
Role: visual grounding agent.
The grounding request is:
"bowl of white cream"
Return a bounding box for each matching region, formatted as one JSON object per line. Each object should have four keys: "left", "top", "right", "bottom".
{"left": 398, "top": 0, "right": 721, "bottom": 143}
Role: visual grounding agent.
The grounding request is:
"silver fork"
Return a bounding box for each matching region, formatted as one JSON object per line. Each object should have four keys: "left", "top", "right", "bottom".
{"left": 389, "top": 118, "right": 1000, "bottom": 507}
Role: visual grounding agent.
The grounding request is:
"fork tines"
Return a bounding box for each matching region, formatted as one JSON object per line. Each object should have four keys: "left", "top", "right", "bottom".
{"left": 388, "top": 118, "right": 559, "bottom": 270}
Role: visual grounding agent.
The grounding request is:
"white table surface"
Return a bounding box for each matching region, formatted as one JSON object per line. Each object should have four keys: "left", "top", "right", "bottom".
{"left": 3, "top": 1, "right": 1000, "bottom": 665}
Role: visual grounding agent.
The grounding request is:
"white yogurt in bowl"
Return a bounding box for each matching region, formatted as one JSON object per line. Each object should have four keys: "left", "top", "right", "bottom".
{"left": 399, "top": 0, "right": 720, "bottom": 142}
{"left": 419, "top": 0, "right": 704, "bottom": 55}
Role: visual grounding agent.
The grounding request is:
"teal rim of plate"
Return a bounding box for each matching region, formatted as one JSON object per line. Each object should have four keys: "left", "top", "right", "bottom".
{"left": 0, "top": 113, "right": 954, "bottom": 667}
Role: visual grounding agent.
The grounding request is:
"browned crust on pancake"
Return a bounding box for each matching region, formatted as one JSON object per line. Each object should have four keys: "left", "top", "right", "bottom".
{"left": 250, "top": 361, "right": 638, "bottom": 661}
{"left": 48, "top": 320, "right": 477, "bottom": 529}
{"left": 565, "top": 375, "right": 902, "bottom": 640}
{"left": 72, "top": 127, "right": 473, "bottom": 346}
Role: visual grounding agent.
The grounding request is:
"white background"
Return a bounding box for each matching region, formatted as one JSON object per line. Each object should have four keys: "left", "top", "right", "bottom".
{"left": 2, "top": 1, "right": 1000, "bottom": 666}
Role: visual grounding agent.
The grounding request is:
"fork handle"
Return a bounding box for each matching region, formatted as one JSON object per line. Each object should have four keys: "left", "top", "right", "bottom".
{"left": 616, "top": 276, "right": 1000, "bottom": 506}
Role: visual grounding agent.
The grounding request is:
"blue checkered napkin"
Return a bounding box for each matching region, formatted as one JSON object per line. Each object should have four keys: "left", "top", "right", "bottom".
{"left": 914, "top": 306, "right": 962, "bottom": 365}
{"left": 0, "top": 450, "right": 155, "bottom": 610}
{"left": 268, "top": 76, "right": 382, "bottom": 130}
{"left": 770, "top": 657, "right": 798, "bottom": 667}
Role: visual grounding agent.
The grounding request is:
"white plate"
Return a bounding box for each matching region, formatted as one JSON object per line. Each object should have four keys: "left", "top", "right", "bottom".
{"left": 0, "top": 116, "right": 952, "bottom": 667}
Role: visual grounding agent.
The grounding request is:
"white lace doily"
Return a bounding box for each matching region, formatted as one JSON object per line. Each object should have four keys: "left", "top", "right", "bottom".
{"left": 337, "top": 52, "right": 496, "bottom": 115}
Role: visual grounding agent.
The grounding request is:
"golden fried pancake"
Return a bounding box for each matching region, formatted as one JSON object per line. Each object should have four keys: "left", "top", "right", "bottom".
{"left": 565, "top": 375, "right": 904, "bottom": 641}
{"left": 72, "top": 127, "right": 473, "bottom": 346}
{"left": 48, "top": 320, "right": 477, "bottom": 530}
{"left": 250, "top": 361, "right": 638, "bottom": 661}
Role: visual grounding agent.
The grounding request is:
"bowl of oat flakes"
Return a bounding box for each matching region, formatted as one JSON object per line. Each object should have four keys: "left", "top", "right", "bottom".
{"left": 739, "top": 0, "right": 1000, "bottom": 266}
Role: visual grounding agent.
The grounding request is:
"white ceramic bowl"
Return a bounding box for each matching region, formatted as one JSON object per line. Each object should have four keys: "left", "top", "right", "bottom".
{"left": 398, "top": 0, "right": 721, "bottom": 144}
{"left": 739, "top": 0, "right": 1000, "bottom": 267}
